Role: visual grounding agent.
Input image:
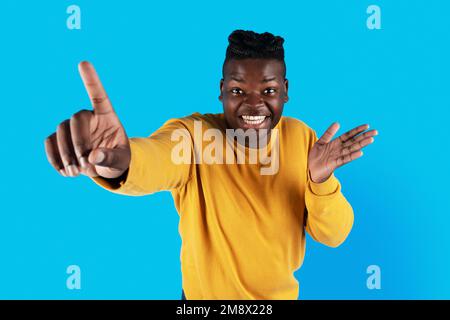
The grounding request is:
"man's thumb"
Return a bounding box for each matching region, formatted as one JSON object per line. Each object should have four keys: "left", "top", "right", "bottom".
{"left": 88, "top": 147, "right": 130, "bottom": 171}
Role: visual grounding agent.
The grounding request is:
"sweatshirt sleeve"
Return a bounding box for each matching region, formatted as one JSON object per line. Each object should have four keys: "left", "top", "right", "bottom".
{"left": 304, "top": 129, "right": 354, "bottom": 248}
{"left": 89, "top": 118, "right": 195, "bottom": 196}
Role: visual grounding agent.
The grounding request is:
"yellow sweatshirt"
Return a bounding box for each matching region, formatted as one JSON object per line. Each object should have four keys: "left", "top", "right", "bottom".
{"left": 90, "top": 112, "right": 354, "bottom": 300}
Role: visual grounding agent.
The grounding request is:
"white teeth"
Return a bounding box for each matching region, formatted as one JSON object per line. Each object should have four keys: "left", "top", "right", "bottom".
{"left": 241, "top": 115, "right": 267, "bottom": 125}
{"left": 242, "top": 115, "right": 265, "bottom": 120}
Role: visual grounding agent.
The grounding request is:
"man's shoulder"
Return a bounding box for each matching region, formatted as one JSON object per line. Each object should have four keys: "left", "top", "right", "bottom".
{"left": 280, "top": 115, "right": 315, "bottom": 136}
{"left": 279, "top": 116, "right": 317, "bottom": 152}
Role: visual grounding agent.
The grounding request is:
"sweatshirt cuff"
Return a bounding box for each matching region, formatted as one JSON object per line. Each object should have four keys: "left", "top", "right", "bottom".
{"left": 89, "top": 139, "right": 143, "bottom": 195}
{"left": 308, "top": 171, "right": 339, "bottom": 196}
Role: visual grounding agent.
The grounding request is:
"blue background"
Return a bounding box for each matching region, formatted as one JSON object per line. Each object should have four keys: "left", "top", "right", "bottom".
{"left": 0, "top": 0, "right": 449, "bottom": 299}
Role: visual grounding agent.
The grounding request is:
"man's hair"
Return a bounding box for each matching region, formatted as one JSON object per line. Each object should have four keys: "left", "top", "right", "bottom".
{"left": 223, "top": 30, "right": 286, "bottom": 77}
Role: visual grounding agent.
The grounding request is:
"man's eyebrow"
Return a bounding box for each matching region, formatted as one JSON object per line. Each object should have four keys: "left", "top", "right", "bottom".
{"left": 227, "top": 75, "right": 279, "bottom": 83}
{"left": 229, "top": 76, "right": 245, "bottom": 83}
{"left": 262, "top": 76, "right": 277, "bottom": 83}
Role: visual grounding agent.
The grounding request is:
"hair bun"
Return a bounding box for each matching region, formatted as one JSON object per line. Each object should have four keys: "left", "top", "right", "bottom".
{"left": 226, "top": 30, "right": 285, "bottom": 60}
{"left": 228, "top": 30, "right": 284, "bottom": 51}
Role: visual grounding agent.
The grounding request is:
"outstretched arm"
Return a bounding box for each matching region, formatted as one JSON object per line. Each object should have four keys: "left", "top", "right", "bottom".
{"left": 305, "top": 123, "right": 378, "bottom": 247}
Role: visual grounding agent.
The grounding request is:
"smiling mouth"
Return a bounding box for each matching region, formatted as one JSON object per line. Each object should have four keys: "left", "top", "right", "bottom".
{"left": 239, "top": 115, "right": 270, "bottom": 126}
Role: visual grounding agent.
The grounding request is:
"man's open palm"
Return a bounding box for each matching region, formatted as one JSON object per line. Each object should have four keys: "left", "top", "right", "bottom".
{"left": 308, "top": 123, "right": 378, "bottom": 183}
{"left": 44, "top": 61, "right": 131, "bottom": 179}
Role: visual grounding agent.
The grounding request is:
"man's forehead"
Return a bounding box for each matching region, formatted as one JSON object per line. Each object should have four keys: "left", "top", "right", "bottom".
{"left": 224, "top": 59, "right": 285, "bottom": 80}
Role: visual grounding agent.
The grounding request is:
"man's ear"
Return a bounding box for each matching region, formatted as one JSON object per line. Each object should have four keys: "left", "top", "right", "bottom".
{"left": 284, "top": 78, "right": 289, "bottom": 102}
{"left": 219, "top": 79, "right": 224, "bottom": 101}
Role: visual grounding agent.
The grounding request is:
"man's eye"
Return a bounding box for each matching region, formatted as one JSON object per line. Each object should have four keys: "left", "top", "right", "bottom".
{"left": 231, "top": 88, "right": 243, "bottom": 95}
{"left": 264, "top": 88, "right": 277, "bottom": 95}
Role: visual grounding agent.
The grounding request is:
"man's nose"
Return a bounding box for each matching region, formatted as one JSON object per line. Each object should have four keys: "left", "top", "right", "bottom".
{"left": 243, "top": 92, "right": 264, "bottom": 107}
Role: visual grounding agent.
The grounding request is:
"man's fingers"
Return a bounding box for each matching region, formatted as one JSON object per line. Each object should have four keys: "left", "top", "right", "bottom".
{"left": 338, "top": 124, "right": 369, "bottom": 144}
{"left": 342, "top": 129, "right": 378, "bottom": 148}
{"left": 88, "top": 147, "right": 130, "bottom": 171}
{"left": 44, "top": 133, "right": 67, "bottom": 177}
{"left": 317, "top": 122, "right": 340, "bottom": 144}
{"left": 78, "top": 61, "right": 114, "bottom": 115}
{"left": 340, "top": 136, "right": 375, "bottom": 156}
{"left": 70, "top": 109, "right": 94, "bottom": 169}
{"left": 56, "top": 120, "right": 80, "bottom": 177}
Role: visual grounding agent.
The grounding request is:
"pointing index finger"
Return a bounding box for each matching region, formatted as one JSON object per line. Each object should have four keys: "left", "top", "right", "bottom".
{"left": 78, "top": 61, "right": 114, "bottom": 114}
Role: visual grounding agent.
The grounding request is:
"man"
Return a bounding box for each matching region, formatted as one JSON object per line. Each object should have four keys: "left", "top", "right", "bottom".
{"left": 44, "top": 30, "right": 378, "bottom": 299}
